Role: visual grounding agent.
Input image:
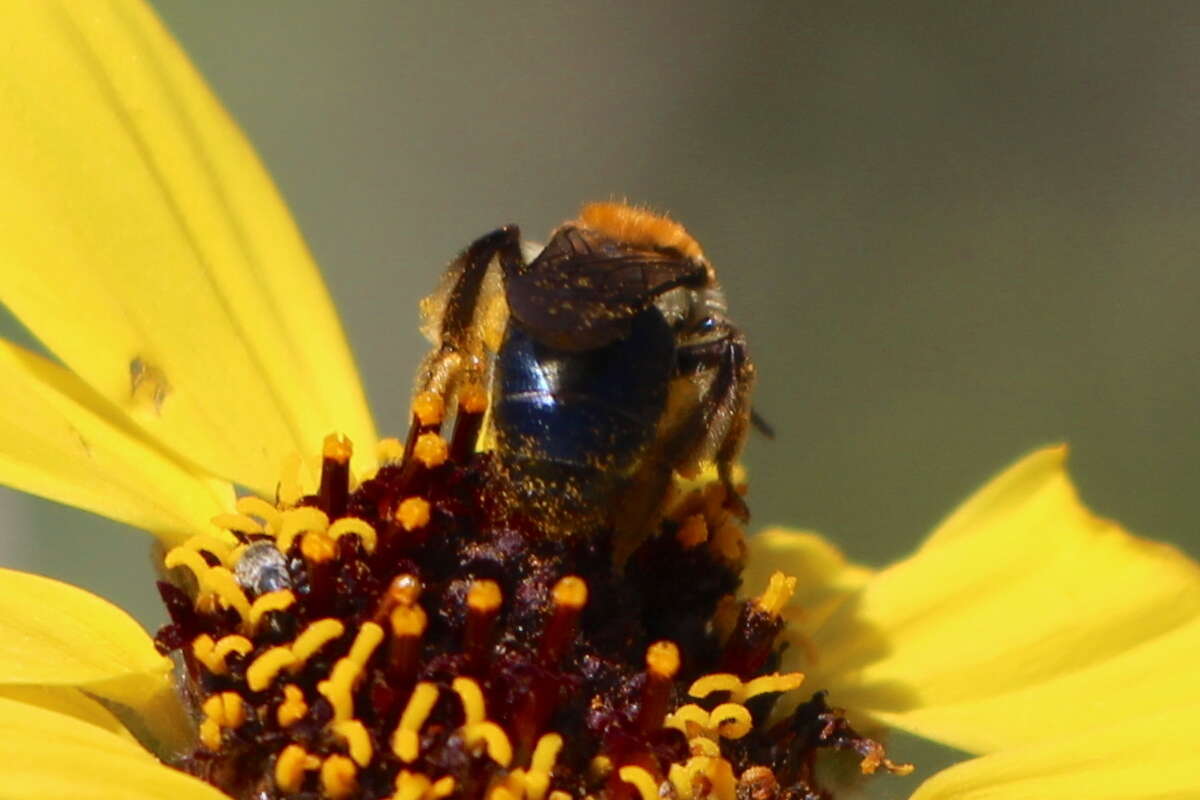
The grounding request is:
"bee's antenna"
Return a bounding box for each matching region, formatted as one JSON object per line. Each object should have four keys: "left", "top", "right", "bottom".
{"left": 750, "top": 409, "right": 775, "bottom": 439}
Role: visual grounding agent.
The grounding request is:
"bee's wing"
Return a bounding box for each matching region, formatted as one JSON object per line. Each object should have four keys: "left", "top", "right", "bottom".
{"left": 505, "top": 226, "right": 707, "bottom": 351}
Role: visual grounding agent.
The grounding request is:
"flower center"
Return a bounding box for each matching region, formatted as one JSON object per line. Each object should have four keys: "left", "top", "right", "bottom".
{"left": 154, "top": 394, "right": 909, "bottom": 799}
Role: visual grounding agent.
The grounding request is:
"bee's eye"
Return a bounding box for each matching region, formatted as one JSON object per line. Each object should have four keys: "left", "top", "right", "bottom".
{"left": 696, "top": 315, "right": 718, "bottom": 333}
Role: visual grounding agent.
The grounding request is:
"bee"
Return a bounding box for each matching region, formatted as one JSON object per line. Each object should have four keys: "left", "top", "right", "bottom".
{"left": 415, "top": 202, "right": 755, "bottom": 538}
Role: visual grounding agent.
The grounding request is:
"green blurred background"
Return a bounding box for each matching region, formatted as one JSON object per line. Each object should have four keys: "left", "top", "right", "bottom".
{"left": 3, "top": 2, "right": 1199, "bottom": 792}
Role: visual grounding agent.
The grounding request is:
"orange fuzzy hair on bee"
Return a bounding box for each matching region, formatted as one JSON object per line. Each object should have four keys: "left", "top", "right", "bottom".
{"left": 577, "top": 202, "right": 704, "bottom": 261}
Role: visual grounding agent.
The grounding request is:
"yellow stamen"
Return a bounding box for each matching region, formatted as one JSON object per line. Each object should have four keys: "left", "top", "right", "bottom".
{"left": 331, "top": 718, "right": 374, "bottom": 766}
{"left": 328, "top": 516, "right": 378, "bottom": 553}
{"left": 392, "top": 682, "right": 440, "bottom": 762}
{"left": 212, "top": 635, "right": 256, "bottom": 671}
{"left": 180, "top": 533, "right": 235, "bottom": 564}
{"left": 473, "top": 720, "right": 513, "bottom": 767}
{"left": 688, "top": 737, "right": 721, "bottom": 757}
{"left": 377, "top": 437, "right": 405, "bottom": 464}
{"left": 413, "top": 391, "right": 446, "bottom": 427}
{"left": 396, "top": 497, "right": 432, "bottom": 531}
{"left": 348, "top": 621, "right": 385, "bottom": 665}
{"left": 709, "top": 703, "right": 753, "bottom": 739}
{"left": 248, "top": 589, "right": 296, "bottom": 631}
{"left": 458, "top": 382, "right": 488, "bottom": 414}
{"left": 618, "top": 766, "right": 659, "bottom": 800}
{"left": 429, "top": 776, "right": 456, "bottom": 799}
{"left": 318, "top": 622, "right": 384, "bottom": 721}
{"left": 290, "top": 618, "right": 346, "bottom": 668}
{"left": 413, "top": 432, "right": 449, "bottom": 468}
{"left": 391, "top": 604, "right": 428, "bottom": 637}
{"left": 548, "top": 792, "right": 572, "bottom": 800}
{"left": 452, "top": 676, "right": 485, "bottom": 725}
{"left": 394, "top": 771, "right": 432, "bottom": 800}
{"left": 236, "top": 495, "right": 281, "bottom": 529}
{"left": 646, "top": 640, "right": 680, "bottom": 679}
{"left": 664, "top": 704, "right": 710, "bottom": 736}
{"left": 210, "top": 512, "right": 264, "bottom": 536}
{"left": 324, "top": 432, "right": 354, "bottom": 463}
{"left": 247, "top": 646, "right": 297, "bottom": 691}
{"left": 275, "top": 744, "right": 320, "bottom": 794}
{"left": 276, "top": 506, "right": 330, "bottom": 554}
{"left": 277, "top": 684, "right": 308, "bottom": 728}
{"left": 551, "top": 575, "right": 588, "bottom": 609}
{"left": 203, "top": 566, "right": 252, "bottom": 623}
{"left": 754, "top": 571, "right": 797, "bottom": 616}
{"left": 742, "top": 672, "right": 805, "bottom": 700}
{"left": 198, "top": 718, "right": 221, "bottom": 750}
{"left": 301, "top": 530, "right": 336, "bottom": 563}
{"left": 468, "top": 579, "right": 502, "bottom": 612}
{"left": 688, "top": 673, "right": 741, "bottom": 699}
{"left": 163, "top": 546, "right": 209, "bottom": 583}
{"left": 525, "top": 733, "right": 563, "bottom": 800}
{"left": 320, "top": 754, "right": 358, "bottom": 800}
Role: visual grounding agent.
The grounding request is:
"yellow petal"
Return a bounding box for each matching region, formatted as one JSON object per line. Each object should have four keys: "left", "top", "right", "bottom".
{"left": 0, "top": 696, "right": 230, "bottom": 800}
{"left": 0, "top": 568, "right": 190, "bottom": 754}
{"left": 911, "top": 703, "right": 1200, "bottom": 800}
{"left": 0, "top": 0, "right": 376, "bottom": 494}
{"left": 792, "top": 446, "right": 1200, "bottom": 754}
{"left": 0, "top": 685, "right": 134, "bottom": 742}
{"left": 0, "top": 339, "right": 231, "bottom": 542}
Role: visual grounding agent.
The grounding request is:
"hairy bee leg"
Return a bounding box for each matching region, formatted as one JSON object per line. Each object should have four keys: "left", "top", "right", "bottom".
{"left": 673, "top": 331, "right": 754, "bottom": 520}
{"left": 416, "top": 225, "right": 526, "bottom": 402}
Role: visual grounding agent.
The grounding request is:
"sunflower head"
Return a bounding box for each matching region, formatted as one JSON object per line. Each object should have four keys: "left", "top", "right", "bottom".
{"left": 154, "top": 419, "right": 907, "bottom": 800}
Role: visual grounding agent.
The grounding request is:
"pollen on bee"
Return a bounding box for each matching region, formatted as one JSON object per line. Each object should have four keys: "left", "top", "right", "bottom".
{"left": 577, "top": 201, "right": 704, "bottom": 261}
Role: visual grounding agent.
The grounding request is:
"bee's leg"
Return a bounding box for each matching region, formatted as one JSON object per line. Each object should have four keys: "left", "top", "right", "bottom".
{"left": 673, "top": 331, "right": 755, "bottom": 520}
{"left": 416, "top": 225, "right": 525, "bottom": 400}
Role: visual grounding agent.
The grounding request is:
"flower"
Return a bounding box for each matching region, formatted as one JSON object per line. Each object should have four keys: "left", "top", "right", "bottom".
{"left": 0, "top": 2, "right": 1197, "bottom": 799}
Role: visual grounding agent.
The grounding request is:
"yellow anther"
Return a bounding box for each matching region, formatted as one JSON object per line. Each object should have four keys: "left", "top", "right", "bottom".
{"left": 452, "top": 677, "right": 486, "bottom": 726}
{"left": 324, "top": 432, "right": 354, "bottom": 463}
{"left": 468, "top": 579, "right": 502, "bottom": 613}
{"left": 742, "top": 672, "right": 805, "bottom": 701}
{"left": 180, "top": 533, "right": 235, "bottom": 564}
{"left": 202, "top": 691, "right": 246, "bottom": 729}
{"left": 332, "top": 718, "right": 374, "bottom": 767}
{"left": 646, "top": 640, "right": 680, "bottom": 679}
{"left": 589, "top": 754, "right": 614, "bottom": 781}
{"left": 210, "top": 512, "right": 264, "bottom": 536}
{"left": 377, "top": 437, "right": 405, "bottom": 464}
{"left": 247, "top": 646, "right": 297, "bottom": 691}
{"left": 413, "top": 391, "right": 446, "bottom": 427}
{"left": 526, "top": 733, "right": 563, "bottom": 800}
{"left": 688, "top": 673, "right": 742, "bottom": 699}
{"left": 688, "top": 737, "right": 722, "bottom": 757}
{"left": 669, "top": 762, "right": 699, "bottom": 800}
{"left": 664, "top": 704, "right": 710, "bottom": 736}
{"left": 328, "top": 516, "right": 378, "bottom": 553}
{"left": 489, "top": 785, "right": 519, "bottom": 800}
{"left": 198, "top": 717, "right": 221, "bottom": 750}
{"left": 472, "top": 720, "right": 513, "bottom": 767}
{"left": 318, "top": 659, "right": 361, "bottom": 722}
{"left": 394, "top": 771, "right": 432, "bottom": 800}
{"left": 236, "top": 495, "right": 281, "bottom": 528}
{"left": 277, "top": 506, "right": 330, "bottom": 553}
{"left": 676, "top": 513, "right": 709, "bottom": 548}
{"left": 755, "top": 571, "right": 797, "bottom": 616}
{"left": 413, "top": 432, "right": 449, "bottom": 467}
{"left": 320, "top": 754, "right": 358, "bottom": 800}
{"left": 277, "top": 684, "right": 308, "bottom": 728}
{"left": 290, "top": 618, "right": 345, "bottom": 667}
{"left": 203, "top": 566, "right": 252, "bottom": 623}
{"left": 709, "top": 703, "right": 753, "bottom": 739}
{"left": 391, "top": 604, "right": 428, "bottom": 637}
{"left": 548, "top": 792, "right": 572, "bottom": 800}
{"left": 248, "top": 589, "right": 296, "bottom": 630}
{"left": 458, "top": 382, "right": 488, "bottom": 414}
{"left": 395, "top": 496, "right": 431, "bottom": 531}
{"left": 392, "top": 682, "right": 439, "bottom": 762}
{"left": 429, "top": 776, "right": 456, "bottom": 799}
{"left": 163, "top": 546, "right": 209, "bottom": 583}
{"left": 348, "top": 621, "right": 385, "bottom": 665}
{"left": 618, "top": 765, "right": 659, "bottom": 800}
{"left": 300, "top": 530, "right": 336, "bottom": 563}
{"left": 551, "top": 575, "right": 588, "bottom": 609}
{"left": 213, "top": 634, "right": 254, "bottom": 665}
{"left": 275, "top": 744, "right": 319, "bottom": 794}
{"left": 192, "top": 634, "right": 218, "bottom": 673}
